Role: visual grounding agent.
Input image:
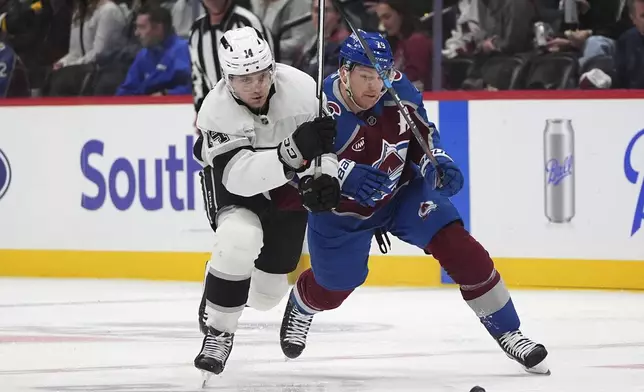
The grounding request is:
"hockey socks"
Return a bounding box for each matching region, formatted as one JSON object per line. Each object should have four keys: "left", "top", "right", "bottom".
{"left": 425, "top": 223, "right": 520, "bottom": 337}
{"left": 292, "top": 280, "right": 321, "bottom": 316}
{"left": 425, "top": 223, "right": 548, "bottom": 372}
{"left": 293, "top": 268, "right": 354, "bottom": 312}
{"left": 462, "top": 273, "right": 521, "bottom": 337}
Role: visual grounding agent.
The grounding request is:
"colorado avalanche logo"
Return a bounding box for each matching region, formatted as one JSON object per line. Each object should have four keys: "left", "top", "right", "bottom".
{"left": 373, "top": 140, "right": 408, "bottom": 194}
{"left": 418, "top": 201, "right": 438, "bottom": 220}
{"left": 327, "top": 101, "right": 342, "bottom": 119}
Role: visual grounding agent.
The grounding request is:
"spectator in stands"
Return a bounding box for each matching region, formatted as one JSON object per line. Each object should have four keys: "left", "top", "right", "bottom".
{"left": 0, "top": 40, "right": 30, "bottom": 97}
{"left": 361, "top": 1, "right": 389, "bottom": 31}
{"left": 292, "top": 0, "right": 349, "bottom": 80}
{"left": 375, "top": 0, "right": 431, "bottom": 91}
{"left": 615, "top": 0, "right": 644, "bottom": 88}
{"left": 250, "top": 0, "right": 313, "bottom": 65}
{"left": 545, "top": 0, "right": 631, "bottom": 88}
{"left": 0, "top": 0, "right": 72, "bottom": 92}
{"left": 443, "top": 0, "right": 481, "bottom": 59}
{"left": 54, "top": 0, "right": 127, "bottom": 69}
{"left": 47, "top": 0, "right": 128, "bottom": 96}
{"left": 116, "top": 5, "right": 191, "bottom": 95}
{"left": 475, "top": 0, "right": 536, "bottom": 55}
{"left": 532, "top": 0, "right": 562, "bottom": 33}
{"left": 446, "top": 0, "right": 535, "bottom": 90}
{"left": 546, "top": 0, "right": 630, "bottom": 61}
{"left": 171, "top": 0, "right": 202, "bottom": 38}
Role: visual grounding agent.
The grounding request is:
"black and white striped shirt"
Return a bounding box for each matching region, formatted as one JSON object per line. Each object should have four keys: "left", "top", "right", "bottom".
{"left": 189, "top": 5, "right": 274, "bottom": 112}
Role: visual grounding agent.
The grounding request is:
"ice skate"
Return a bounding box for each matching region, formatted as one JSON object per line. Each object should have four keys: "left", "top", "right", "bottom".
{"left": 194, "top": 327, "right": 234, "bottom": 382}
{"left": 280, "top": 294, "right": 314, "bottom": 359}
{"left": 496, "top": 330, "right": 550, "bottom": 375}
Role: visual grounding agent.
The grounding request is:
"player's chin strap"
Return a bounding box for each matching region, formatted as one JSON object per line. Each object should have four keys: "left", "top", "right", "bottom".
{"left": 340, "top": 65, "right": 388, "bottom": 112}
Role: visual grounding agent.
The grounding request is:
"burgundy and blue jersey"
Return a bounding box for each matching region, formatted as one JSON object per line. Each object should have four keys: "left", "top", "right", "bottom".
{"left": 324, "top": 70, "right": 445, "bottom": 218}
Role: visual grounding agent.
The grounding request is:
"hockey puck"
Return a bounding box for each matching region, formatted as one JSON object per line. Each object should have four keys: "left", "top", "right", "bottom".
{"left": 469, "top": 387, "right": 486, "bottom": 392}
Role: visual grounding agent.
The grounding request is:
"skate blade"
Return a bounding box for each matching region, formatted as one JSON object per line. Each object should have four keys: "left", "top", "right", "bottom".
{"left": 525, "top": 360, "right": 551, "bottom": 376}
{"left": 200, "top": 371, "right": 213, "bottom": 388}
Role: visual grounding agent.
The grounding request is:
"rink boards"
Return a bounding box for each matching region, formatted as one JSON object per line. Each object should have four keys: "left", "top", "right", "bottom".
{"left": 0, "top": 92, "right": 643, "bottom": 290}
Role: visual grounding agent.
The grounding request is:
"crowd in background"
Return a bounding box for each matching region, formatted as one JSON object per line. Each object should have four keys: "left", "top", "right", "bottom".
{"left": 0, "top": 0, "right": 643, "bottom": 100}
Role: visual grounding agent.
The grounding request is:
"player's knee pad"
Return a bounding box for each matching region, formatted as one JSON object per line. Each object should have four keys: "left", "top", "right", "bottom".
{"left": 210, "top": 208, "right": 264, "bottom": 276}
{"left": 426, "top": 222, "right": 495, "bottom": 292}
{"left": 247, "top": 269, "right": 288, "bottom": 311}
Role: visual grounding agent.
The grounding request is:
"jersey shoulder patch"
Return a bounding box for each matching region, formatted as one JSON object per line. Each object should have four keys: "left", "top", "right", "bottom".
{"left": 322, "top": 72, "right": 344, "bottom": 119}
{"left": 327, "top": 100, "right": 342, "bottom": 118}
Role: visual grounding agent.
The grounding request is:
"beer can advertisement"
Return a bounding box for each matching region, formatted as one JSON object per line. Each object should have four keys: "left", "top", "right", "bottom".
{"left": 468, "top": 100, "right": 644, "bottom": 261}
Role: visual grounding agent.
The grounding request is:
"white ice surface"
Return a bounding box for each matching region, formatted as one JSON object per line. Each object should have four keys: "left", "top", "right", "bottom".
{"left": 0, "top": 278, "right": 643, "bottom": 392}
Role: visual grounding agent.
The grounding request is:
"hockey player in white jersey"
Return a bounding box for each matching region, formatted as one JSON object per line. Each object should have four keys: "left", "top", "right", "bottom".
{"left": 192, "top": 26, "right": 340, "bottom": 380}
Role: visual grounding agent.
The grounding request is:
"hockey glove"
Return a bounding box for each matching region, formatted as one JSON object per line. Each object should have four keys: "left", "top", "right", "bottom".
{"left": 278, "top": 117, "right": 337, "bottom": 171}
{"left": 420, "top": 149, "right": 464, "bottom": 197}
{"left": 299, "top": 174, "right": 341, "bottom": 212}
{"left": 338, "top": 159, "right": 394, "bottom": 208}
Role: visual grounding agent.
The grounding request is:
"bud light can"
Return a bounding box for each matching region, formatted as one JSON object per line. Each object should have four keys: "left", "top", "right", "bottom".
{"left": 544, "top": 119, "right": 575, "bottom": 223}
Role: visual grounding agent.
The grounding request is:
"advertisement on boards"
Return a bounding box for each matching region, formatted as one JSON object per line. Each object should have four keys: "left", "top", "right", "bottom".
{"left": 0, "top": 104, "right": 213, "bottom": 252}
{"left": 468, "top": 99, "right": 644, "bottom": 261}
{"left": 3, "top": 98, "right": 640, "bottom": 263}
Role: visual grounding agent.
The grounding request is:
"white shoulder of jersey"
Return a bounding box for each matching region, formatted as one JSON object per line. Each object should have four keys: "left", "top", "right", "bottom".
{"left": 273, "top": 63, "right": 323, "bottom": 120}
{"left": 195, "top": 80, "right": 255, "bottom": 137}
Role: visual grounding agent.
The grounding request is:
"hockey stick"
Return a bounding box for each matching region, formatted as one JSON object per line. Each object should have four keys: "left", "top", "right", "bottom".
{"left": 330, "top": 0, "right": 443, "bottom": 184}
{"left": 313, "top": 0, "right": 327, "bottom": 178}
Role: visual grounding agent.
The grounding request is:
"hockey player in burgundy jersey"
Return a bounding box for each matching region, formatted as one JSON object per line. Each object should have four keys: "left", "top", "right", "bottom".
{"left": 279, "top": 30, "right": 550, "bottom": 375}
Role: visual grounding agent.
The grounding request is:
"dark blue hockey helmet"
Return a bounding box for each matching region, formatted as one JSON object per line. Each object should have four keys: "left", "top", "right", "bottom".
{"left": 339, "top": 30, "right": 394, "bottom": 73}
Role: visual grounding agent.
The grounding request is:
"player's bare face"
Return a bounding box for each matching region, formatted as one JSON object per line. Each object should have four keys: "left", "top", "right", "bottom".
{"left": 348, "top": 66, "right": 384, "bottom": 110}
{"left": 230, "top": 69, "right": 272, "bottom": 109}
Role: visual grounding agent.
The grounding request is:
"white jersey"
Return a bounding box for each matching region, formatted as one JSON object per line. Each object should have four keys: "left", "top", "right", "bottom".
{"left": 195, "top": 63, "right": 329, "bottom": 199}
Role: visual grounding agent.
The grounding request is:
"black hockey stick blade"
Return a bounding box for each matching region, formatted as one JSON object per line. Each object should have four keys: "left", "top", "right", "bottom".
{"left": 330, "top": 0, "right": 442, "bottom": 183}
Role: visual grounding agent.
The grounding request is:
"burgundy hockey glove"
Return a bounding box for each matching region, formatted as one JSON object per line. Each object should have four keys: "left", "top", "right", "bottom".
{"left": 298, "top": 174, "right": 340, "bottom": 212}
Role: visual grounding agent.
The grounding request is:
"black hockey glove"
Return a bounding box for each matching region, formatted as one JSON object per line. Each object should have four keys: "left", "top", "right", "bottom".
{"left": 278, "top": 117, "right": 337, "bottom": 171}
{"left": 298, "top": 174, "right": 341, "bottom": 213}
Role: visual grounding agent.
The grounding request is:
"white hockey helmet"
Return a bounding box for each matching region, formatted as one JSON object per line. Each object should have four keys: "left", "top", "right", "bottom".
{"left": 218, "top": 26, "right": 275, "bottom": 88}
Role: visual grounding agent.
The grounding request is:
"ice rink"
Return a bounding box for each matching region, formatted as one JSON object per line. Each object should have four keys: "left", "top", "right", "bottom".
{"left": 0, "top": 278, "right": 642, "bottom": 392}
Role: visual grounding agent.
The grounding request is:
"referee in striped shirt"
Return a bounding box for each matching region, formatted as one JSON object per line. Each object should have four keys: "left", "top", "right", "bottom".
{"left": 189, "top": 0, "right": 274, "bottom": 112}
